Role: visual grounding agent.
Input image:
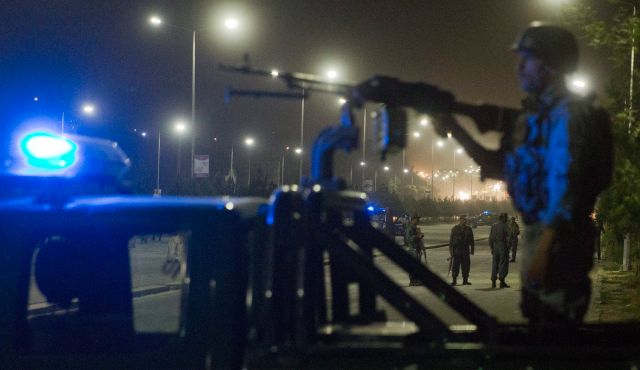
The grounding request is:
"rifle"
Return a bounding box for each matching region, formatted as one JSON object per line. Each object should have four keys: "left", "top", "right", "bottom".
{"left": 219, "top": 63, "right": 521, "bottom": 162}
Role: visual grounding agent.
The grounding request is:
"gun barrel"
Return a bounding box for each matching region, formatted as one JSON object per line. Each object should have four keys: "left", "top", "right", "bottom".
{"left": 219, "top": 63, "right": 353, "bottom": 96}
{"left": 224, "top": 87, "right": 306, "bottom": 102}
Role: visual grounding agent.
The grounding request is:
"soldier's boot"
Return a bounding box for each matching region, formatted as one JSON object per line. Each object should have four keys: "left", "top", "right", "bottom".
{"left": 499, "top": 279, "right": 510, "bottom": 288}
{"left": 462, "top": 279, "right": 472, "bottom": 285}
{"left": 451, "top": 278, "right": 457, "bottom": 286}
{"left": 491, "top": 280, "right": 496, "bottom": 288}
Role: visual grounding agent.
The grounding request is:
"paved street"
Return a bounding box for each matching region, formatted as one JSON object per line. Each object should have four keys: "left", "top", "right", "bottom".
{"left": 384, "top": 224, "right": 525, "bottom": 325}
{"left": 28, "top": 224, "right": 600, "bottom": 332}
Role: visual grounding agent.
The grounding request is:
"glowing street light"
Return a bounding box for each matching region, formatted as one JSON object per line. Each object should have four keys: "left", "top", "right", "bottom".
{"left": 175, "top": 121, "right": 187, "bottom": 133}
{"left": 568, "top": 75, "right": 590, "bottom": 95}
{"left": 149, "top": 15, "right": 163, "bottom": 26}
{"left": 82, "top": 104, "right": 95, "bottom": 115}
{"left": 244, "top": 136, "right": 256, "bottom": 188}
{"left": 224, "top": 17, "right": 239, "bottom": 30}
{"left": 271, "top": 69, "right": 279, "bottom": 77}
{"left": 413, "top": 131, "right": 421, "bottom": 138}
{"left": 326, "top": 70, "right": 337, "bottom": 80}
{"left": 338, "top": 97, "right": 347, "bottom": 105}
{"left": 294, "top": 147, "right": 302, "bottom": 155}
{"left": 383, "top": 166, "right": 390, "bottom": 171}
{"left": 172, "top": 121, "right": 189, "bottom": 178}
{"left": 420, "top": 117, "right": 430, "bottom": 127}
{"left": 148, "top": 13, "right": 242, "bottom": 179}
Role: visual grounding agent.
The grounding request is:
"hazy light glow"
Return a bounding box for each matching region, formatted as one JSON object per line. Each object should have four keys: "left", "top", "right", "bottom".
{"left": 567, "top": 75, "right": 590, "bottom": 95}
{"left": 294, "top": 147, "right": 302, "bottom": 154}
{"left": 244, "top": 137, "right": 255, "bottom": 146}
{"left": 403, "top": 168, "right": 409, "bottom": 174}
{"left": 447, "top": 132, "right": 452, "bottom": 139}
{"left": 437, "top": 140, "right": 444, "bottom": 148}
{"left": 326, "top": 70, "right": 337, "bottom": 80}
{"left": 458, "top": 191, "right": 471, "bottom": 201}
{"left": 175, "top": 122, "right": 187, "bottom": 133}
{"left": 456, "top": 148, "right": 463, "bottom": 154}
{"left": 360, "top": 161, "right": 366, "bottom": 166}
{"left": 141, "top": 132, "right": 147, "bottom": 137}
{"left": 149, "top": 15, "right": 163, "bottom": 26}
{"left": 413, "top": 131, "right": 421, "bottom": 138}
{"left": 383, "top": 166, "right": 390, "bottom": 171}
{"left": 338, "top": 97, "right": 347, "bottom": 105}
{"left": 82, "top": 104, "right": 95, "bottom": 115}
{"left": 224, "top": 17, "right": 239, "bottom": 30}
{"left": 420, "top": 117, "right": 430, "bottom": 126}
{"left": 271, "top": 69, "right": 279, "bottom": 77}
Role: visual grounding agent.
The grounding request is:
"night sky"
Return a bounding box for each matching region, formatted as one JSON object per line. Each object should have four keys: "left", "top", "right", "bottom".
{"left": 1, "top": 0, "right": 611, "bottom": 193}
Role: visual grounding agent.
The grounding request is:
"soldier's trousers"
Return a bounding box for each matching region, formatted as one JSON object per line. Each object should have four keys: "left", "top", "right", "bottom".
{"left": 510, "top": 239, "right": 518, "bottom": 261}
{"left": 451, "top": 253, "right": 470, "bottom": 281}
{"left": 491, "top": 246, "right": 509, "bottom": 281}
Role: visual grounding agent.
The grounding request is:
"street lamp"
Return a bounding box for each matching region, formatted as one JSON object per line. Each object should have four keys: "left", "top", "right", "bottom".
{"left": 82, "top": 103, "right": 95, "bottom": 115}
{"left": 148, "top": 14, "right": 241, "bottom": 179}
{"left": 149, "top": 121, "right": 188, "bottom": 195}
{"left": 430, "top": 139, "right": 445, "bottom": 200}
{"left": 174, "top": 121, "right": 188, "bottom": 176}
{"left": 244, "top": 136, "right": 255, "bottom": 189}
{"left": 452, "top": 148, "right": 463, "bottom": 199}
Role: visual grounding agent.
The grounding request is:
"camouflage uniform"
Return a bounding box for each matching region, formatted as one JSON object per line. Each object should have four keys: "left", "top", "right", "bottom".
{"left": 405, "top": 220, "right": 424, "bottom": 285}
{"left": 508, "top": 218, "right": 520, "bottom": 262}
{"left": 449, "top": 223, "right": 474, "bottom": 285}
{"left": 490, "top": 218, "right": 510, "bottom": 287}
{"left": 473, "top": 87, "right": 613, "bottom": 324}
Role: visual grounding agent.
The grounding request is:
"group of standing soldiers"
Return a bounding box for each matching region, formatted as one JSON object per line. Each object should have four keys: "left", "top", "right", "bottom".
{"left": 404, "top": 213, "right": 521, "bottom": 290}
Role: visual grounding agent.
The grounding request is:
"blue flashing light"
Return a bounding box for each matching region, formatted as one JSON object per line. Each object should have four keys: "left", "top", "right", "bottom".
{"left": 20, "top": 132, "right": 77, "bottom": 170}
{"left": 367, "top": 206, "right": 375, "bottom": 212}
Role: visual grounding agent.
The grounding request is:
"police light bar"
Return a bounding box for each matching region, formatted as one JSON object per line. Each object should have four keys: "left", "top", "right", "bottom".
{"left": 4, "top": 131, "right": 131, "bottom": 180}
{"left": 20, "top": 132, "right": 78, "bottom": 170}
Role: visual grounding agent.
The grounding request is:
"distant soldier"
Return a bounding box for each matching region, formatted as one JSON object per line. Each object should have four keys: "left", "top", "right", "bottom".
{"left": 405, "top": 214, "right": 425, "bottom": 286}
{"left": 508, "top": 216, "right": 520, "bottom": 262}
{"left": 449, "top": 215, "right": 474, "bottom": 286}
{"left": 490, "top": 213, "right": 511, "bottom": 288}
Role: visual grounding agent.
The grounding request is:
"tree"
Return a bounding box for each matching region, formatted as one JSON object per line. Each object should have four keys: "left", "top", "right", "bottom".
{"left": 565, "top": 0, "right": 640, "bottom": 267}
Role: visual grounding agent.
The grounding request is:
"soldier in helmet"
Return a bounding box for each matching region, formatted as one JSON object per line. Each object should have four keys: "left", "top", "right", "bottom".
{"left": 434, "top": 22, "right": 613, "bottom": 337}
{"left": 449, "top": 215, "right": 474, "bottom": 286}
{"left": 490, "top": 213, "right": 510, "bottom": 288}
{"left": 405, "top": 214, "right": 425, "bottom": 286}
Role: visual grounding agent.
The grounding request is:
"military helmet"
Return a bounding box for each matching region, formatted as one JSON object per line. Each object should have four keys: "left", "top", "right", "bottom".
{"left": 512, "top": 21, "right": 579, "bottom": 73}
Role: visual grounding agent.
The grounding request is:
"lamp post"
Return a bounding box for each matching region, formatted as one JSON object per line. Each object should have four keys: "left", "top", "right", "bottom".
{"left": 149, "top": 121, "right": 188, "bottom": 195}
{"left": 299, "top": 90, "right": 305, "bottom": 183}
{"left": 174, "top": 121, "right": 188, "bottom": 176}
{"left": 452, "top": 148, "right": 463, "bottom": 199}
{"left": 149, "top": 14, "right": 240, "bottom": 179}
{"left": 156, "top": 131, "right": 161, "bottom": 195}
{"left": 244, "top": 137, "right": 255, "bottom": 189}
{"left": 431, "top": 139, "right": 444, "bottom": 200}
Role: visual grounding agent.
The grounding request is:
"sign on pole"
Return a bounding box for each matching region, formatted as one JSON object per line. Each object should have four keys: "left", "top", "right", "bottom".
{"left": 194, "top": 155, "right": 209, "bottom": 178}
